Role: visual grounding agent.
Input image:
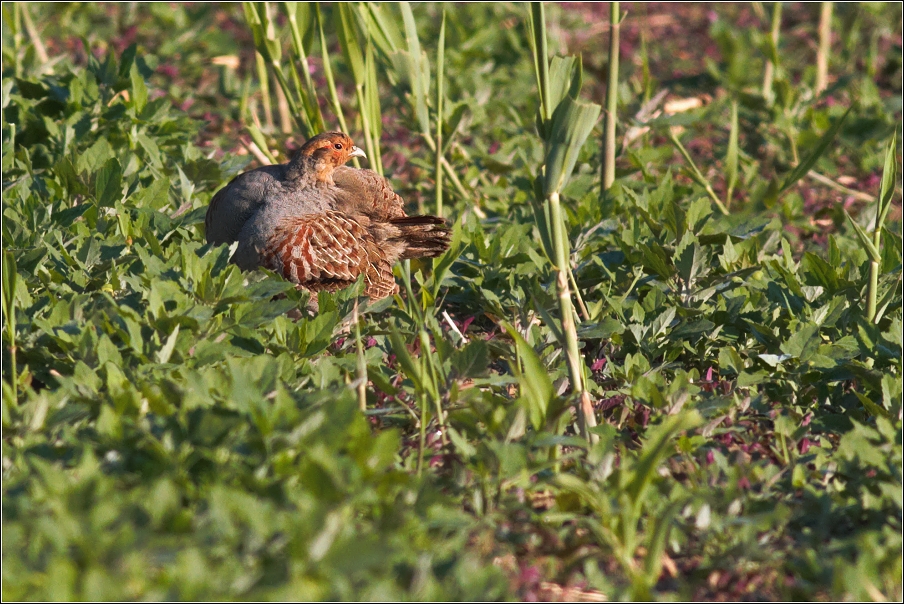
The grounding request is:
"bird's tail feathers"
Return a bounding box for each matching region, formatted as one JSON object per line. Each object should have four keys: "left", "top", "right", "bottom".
{"left": 390, "top": 215, "right": 451, "bottom": 259}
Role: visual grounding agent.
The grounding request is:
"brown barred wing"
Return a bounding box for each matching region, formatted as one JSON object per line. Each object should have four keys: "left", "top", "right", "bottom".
{"left": 261, "top": 211, "right": 398, "bottom": 299}
{"left": 332, "top": 166, "right": 407, "bottom": 220}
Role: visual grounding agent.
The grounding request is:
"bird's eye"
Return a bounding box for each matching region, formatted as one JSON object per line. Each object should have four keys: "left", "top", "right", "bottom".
{"left": 334, "top": 143, "right": 343, "bottom": 150}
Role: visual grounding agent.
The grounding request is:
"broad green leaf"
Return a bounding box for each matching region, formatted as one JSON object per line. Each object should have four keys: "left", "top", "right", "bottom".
{"left": 95, "top": 157, "right": 122, "bottom": 207}
{"left": 129, "top": 63, "right": 147, "bottom": 114}
{"left": 336, "top": 3, "right": 366, "bottom": 85}
{"left": 503, "top": 322, "right": 553, "bottom": 431}
{"left": 780, "top": 323, "right": 820, "bottom": 361}
{"left": 547, "top": 56, "right": 581, "bottom": 121}
{"left": 544, "top": 95, "right": 601, "bottom": 196}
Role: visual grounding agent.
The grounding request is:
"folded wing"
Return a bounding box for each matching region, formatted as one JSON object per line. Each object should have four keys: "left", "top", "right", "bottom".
{"left": 262, "top": 211, "right": 397, "bottom": 299}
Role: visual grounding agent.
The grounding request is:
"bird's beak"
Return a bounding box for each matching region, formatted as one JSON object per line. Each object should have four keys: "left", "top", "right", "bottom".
{"left": 349, "top": 146, "right": 367, "bottom": 159}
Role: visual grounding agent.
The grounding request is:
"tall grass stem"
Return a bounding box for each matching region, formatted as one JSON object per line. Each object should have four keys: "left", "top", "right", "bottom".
{"left": 602, "top": 2, "right": 620, "bottom": 192}
{"left": 762, "top": 2, "right": 782, "bottom": 106}
{"left": 816, "top": 2, "right": 833, "bottom": 95}
{"left": 435, "top": 9, "right": 446, "bottom": 218}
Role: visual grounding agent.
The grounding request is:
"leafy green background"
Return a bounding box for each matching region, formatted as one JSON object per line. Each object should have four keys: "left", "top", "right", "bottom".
{"left": 2, "top": 3, "right": 901, "bottom": 600}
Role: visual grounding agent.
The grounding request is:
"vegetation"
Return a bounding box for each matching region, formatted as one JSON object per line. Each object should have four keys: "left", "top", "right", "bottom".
{"left": 2, "top": 2, "right": 901, "bottom": 600}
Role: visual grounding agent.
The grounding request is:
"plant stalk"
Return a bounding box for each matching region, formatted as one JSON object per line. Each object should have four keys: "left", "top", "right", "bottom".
{"left": 435, "top": 9, "right": 446, "bottom": 218}
{"left": 602, "top": 1, "right": 620, "bottom": 192}
{"left": 867, "top": 229, "right": 880, "bottom": 323}
{"left": 353, "top": 300, "right": 367, "bottom": 412}
{"left": 816, "top": 2, "right": 833, "bottom": 95}
{"left": 549, "top": 192, "right": 598, "bottom": 442}
{"left": 762, "top": 2, "right": 782, "bottom": 106}
{"left": 255, "top": 52, "right": 275, "bottom": 132}
{"left": 668, "top": 129, "right": 730, "bottom": 215}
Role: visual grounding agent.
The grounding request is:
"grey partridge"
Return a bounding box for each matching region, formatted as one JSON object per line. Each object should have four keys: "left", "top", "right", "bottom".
{"left": 205, "top": 132, "right": 450, "bottom": 299}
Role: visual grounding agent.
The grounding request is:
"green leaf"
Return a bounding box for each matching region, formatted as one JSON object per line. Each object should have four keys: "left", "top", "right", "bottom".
{"left": 780, "top": 323, "right": 820, "bottom": 361}
{"left": 876, "top": 129, "right": 898, "bottom": 229}
{"left": 844, "top": 209, "right": 881, "bottom": 263}
{"left": 389, "top": 329, "right": 423, "bottom": 393}
{"left": 336, "top": 3, "right": 366, "bottom": 85}
{"left": 156, "top": 325, "right": 180, "bottom": 364}
{"left": 624, "top": 412, "right": 702, "bottom": 505}
{"left": 1, "top": 251, "right": 17, "bottom": 340}
{"left": 854, "top": 391, "right": 890, "bottom": 418}
{"left": 543, "top": 95, "right": 601, "bottom": 196}
{"left": 399, "top": 2, "right": 430, "bottom": 136}
{"left": 547, "top": 56, "right": 581, "bottom": 119}
{"left": 95, "top": 157, "right": 122, "bottom": 207}
{"left": 675, "top": 231, "right": 705, "bottom": 287}
{"left": 129, "top": 63, "right": 147, "bottom": 114}
{"left": 503, "top": 322, "right": 554, "bottom": 431}
{"left": 725, "top": 98, "right": 738, "bottom": 201}
{"left": 359, "top": 2, "right": 405, "bottom": 58}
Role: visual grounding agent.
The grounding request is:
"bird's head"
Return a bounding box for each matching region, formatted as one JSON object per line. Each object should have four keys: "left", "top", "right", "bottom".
{"left": 297, "top": 131, "right": 366, "bottom": 182}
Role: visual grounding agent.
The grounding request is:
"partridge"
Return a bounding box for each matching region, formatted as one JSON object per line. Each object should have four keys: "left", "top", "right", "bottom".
{"left": 205, "top": 132, "right": 450, "bottom": 299}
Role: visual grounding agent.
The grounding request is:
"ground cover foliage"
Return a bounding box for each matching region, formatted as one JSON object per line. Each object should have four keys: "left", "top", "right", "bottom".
{"left": 2, "top": 2, "right": 902, "bottom": 600}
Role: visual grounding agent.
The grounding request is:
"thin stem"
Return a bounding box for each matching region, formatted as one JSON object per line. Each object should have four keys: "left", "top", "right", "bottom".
{"left": 275, "top": 76, "right": 292, "bottom": 133}
{"left": 569, "top": 267, "right": 591, "bottom": 322}
{"left": 602, "top": 1, "right": 620, "bottom": 192}
{"left": 286, "top": 6, "right": 324, "bottom": 136}
{"left": 532, "top": 2, "right": 551, "bottom": 123}
{"left": 355, "top": 84, "right": 379, "bottom": 174}
{"left": 417, "top": 406, "right": 427, "bottom": 476}
{"left": 421, "top": 132, "right": 471, "bottom": 203}
{"left": 816, "top": 2, "right": 833, "bottom": 95}
{"left": 668, "top": 130, "right": 730, "bottom": 215}
{"left": 20, "top": 4, "right": 49, "bottom": 65}
{"left": 435, "top": 9, "right": 446, "bottom": 218}
{"left": 256, "top": 52, "right": 275, "bottom": 132}
{"left": 550, "top": 192, "right": 598, "bottom": 443}
{"left": 867, "top": 229, "right": 880, "bottom": 323}
{"left": 762, "top": 2, "right": 782, "bottom": 106}
{"left": 807, "top": 170, "right": 874, "bottom": 204}
{"left": 420, "top": 329, "right": 448, "bottom": 448}
{"left": 2, "top": 252, "right": 18, "bottom": 406}
{"left": 353, "top": 300, "right": 367, "bottom": 412}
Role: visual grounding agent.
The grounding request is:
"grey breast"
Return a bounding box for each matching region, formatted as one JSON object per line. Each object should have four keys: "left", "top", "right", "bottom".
{"left": 207, "top": 164, "right": 288, "bottom": 247}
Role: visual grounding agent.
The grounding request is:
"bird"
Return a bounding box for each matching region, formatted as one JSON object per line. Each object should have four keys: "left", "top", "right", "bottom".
{"left": 205, "top": 131, "right": 450, "bottom": 300}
